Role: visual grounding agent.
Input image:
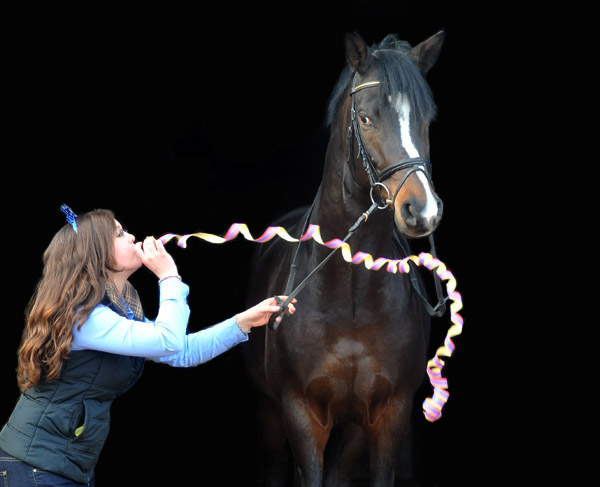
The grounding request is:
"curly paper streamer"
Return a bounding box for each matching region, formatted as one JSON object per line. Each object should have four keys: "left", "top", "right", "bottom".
{"left": 416, "top": 253, "right": 464, "bottom": 422}
{"left": 159, "top": 223, "right": 463, "bottom": 422}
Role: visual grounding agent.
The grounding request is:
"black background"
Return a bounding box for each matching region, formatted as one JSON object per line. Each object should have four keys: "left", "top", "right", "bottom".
{"left": 1, "top": 2, "right": 544, "bottom": 485}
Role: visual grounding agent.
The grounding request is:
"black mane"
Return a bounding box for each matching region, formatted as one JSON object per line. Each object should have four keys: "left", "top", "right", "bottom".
{"left": 326, "top": 35, "right": 437, "bottom": 127}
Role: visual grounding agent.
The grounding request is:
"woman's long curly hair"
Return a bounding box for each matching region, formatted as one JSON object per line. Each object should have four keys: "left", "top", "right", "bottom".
{"left": 17, "top": 209, "right": 119, "bottom": 392}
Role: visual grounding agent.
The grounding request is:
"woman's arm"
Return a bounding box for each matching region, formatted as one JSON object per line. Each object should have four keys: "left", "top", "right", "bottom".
{"left": 72, "top": 278, "right": 190, "bottom": 357}
{"left": 151, "top": 296, "right": 297, "bottom": 367}
{"left": 150, "top": 316, "right": 246, "bottom": 367}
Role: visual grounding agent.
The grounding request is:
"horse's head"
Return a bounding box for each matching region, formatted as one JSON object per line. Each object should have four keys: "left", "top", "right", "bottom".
{"left": 339, "top": 31, "right": 445, "bottom": 238}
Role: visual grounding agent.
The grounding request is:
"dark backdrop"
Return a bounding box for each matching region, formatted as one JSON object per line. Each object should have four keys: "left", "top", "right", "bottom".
{"left": 2, "top": 3, "right": 536, "bottom": 485}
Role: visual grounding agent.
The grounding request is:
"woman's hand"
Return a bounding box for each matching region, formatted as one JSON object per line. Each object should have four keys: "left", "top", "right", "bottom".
{"left": 135, "top": 237, "right": 179, "bottom": 280}
{"left": 236, "top": 296, "right": 297, "bottom": 333}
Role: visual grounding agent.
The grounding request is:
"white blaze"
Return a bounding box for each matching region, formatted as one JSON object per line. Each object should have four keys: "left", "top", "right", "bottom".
{"left": 396, "top": 96, "right": 420, "bottom": 158}
{"left": 394, "top": 94, "right": 438, "bottom": 221}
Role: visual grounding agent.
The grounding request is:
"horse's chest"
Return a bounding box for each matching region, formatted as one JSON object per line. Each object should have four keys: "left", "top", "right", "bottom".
{"left": 298, "top": 335, "right": 403, "bottom": 427}
{"left": 325, "top": 332, "right": 401, "bottom": 380}
{"left": 280, "top": 318, "right": 415, "bottom": 381}
{"left": 270, "top": 315, "right": 425, "bottom": 424}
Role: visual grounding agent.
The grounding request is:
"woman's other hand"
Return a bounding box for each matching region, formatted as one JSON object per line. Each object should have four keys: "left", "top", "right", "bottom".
{"left": 135, "top": 237, "right": 179, "bottom": 280}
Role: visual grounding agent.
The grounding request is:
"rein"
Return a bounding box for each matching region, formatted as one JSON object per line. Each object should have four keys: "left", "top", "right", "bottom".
{"left": 271, "top": 76, "right": 447, "bottom": 327}
{"left": 272, "top": 193, "right": 379, "bottom": 329}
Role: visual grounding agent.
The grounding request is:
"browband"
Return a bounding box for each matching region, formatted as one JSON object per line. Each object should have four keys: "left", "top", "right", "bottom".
{"left": 350, "top": 81, "right": 381, "bottom": 94}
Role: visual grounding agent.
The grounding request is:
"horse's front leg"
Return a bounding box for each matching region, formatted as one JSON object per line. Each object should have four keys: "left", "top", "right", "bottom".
{"left": 282, "top": 389, "right": 332, "bottom": 487}
{"left": 366, "top": 395, "right": 413, "bottom": 487}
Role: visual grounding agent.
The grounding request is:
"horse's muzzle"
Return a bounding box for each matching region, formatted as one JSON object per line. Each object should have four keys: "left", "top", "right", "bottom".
{"left": 395, "top": 194, "right": 443, "bottom": 238}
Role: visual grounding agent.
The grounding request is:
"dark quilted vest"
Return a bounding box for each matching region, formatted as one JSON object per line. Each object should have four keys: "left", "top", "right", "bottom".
{"left": 0, "top": 295, "right": 145, "bottom": 484}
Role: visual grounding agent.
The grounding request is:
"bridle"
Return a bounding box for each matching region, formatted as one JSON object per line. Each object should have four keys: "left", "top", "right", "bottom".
{"left": 348, "top": 75, "right": 434, "bottom": 209}
{"left": 270, "top": 75, "right": 447, "bottom": 328}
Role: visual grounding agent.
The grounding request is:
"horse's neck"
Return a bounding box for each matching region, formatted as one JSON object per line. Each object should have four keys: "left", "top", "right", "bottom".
{"left": 306, "top": 177, "right": 399, "bottom": 308}
{"left": 312, "top": 143, "right": 394, "bottom": 258}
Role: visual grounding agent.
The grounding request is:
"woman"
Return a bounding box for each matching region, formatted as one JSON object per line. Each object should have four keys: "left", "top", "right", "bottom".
{"left": 0, "top": 207, "right": 295, "bottom": 486}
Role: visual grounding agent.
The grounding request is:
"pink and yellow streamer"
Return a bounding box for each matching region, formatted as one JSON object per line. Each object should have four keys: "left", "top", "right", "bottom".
{"left": 159, "top": 223, "right": 463, "bottom": 422}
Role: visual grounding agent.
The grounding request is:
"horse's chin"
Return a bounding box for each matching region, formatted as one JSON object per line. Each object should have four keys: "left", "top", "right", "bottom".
{"left": 394, "top": 216, "right": 436, "bottom": 239}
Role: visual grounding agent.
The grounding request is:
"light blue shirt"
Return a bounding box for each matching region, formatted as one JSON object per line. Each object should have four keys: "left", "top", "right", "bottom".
{"left": 71, "top": 279, "right": 249, "bottom": 367}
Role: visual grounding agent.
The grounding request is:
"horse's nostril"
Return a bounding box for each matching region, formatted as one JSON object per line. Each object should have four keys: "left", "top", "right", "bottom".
{"left": 401, "top": 200, "right": 418, "bottom": 226}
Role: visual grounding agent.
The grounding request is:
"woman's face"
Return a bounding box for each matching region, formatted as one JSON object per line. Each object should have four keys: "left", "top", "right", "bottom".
{"left": 113, "top": 220, "right": 142, "bottom": 275}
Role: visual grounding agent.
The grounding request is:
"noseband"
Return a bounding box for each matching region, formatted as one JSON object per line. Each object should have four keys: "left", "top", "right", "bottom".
{"left": 348, "top": 76, "right": 433, "bottom": 208}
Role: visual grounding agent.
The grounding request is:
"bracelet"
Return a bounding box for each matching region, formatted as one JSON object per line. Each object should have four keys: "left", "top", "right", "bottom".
{"left": 158, "top": 275, "right": 182, "bottom": 284}
{"left": 234, "top": 314, "right": 251, "bottom": 335}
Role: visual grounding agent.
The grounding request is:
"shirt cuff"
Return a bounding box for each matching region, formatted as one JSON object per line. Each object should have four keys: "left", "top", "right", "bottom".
{"left": 158, "top": 277, "right": 189, "bottom": 300}
{"left": 224, "top": 316, "right": 247, "bottom": 343}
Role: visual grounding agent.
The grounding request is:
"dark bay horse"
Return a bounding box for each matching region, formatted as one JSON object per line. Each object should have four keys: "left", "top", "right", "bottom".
{"left": 244, "top": 31, "right": 445, "bottom": 486}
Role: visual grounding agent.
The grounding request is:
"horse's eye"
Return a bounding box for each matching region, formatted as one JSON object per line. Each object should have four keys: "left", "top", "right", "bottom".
{"left": 360, "top": 115, "right": 372, "bottom": 126}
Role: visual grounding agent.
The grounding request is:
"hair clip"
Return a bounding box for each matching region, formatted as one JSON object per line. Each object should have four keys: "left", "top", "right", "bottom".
{"left": 60, "top": 204, "right": 78, "bottom": 233}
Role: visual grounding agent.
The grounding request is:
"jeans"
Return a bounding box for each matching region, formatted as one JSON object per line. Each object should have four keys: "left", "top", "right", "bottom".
{"left": 0, "top": 449, "right": 95, "bottom": 487}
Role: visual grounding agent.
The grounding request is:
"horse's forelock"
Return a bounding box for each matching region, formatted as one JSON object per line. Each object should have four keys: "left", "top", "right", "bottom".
{"left": 326, "top": 35, "right": 437, "bottom": 128}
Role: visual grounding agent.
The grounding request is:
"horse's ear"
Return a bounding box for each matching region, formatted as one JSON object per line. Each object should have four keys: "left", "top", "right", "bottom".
{"left": 344, "top": 32, "right": 372, "bottom": 75}
{"left": 408, "top": 30, "right": 445, "bottom": 74}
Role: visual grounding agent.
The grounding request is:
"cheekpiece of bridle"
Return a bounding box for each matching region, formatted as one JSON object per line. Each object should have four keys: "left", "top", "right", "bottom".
{"left": 347, "top": 75, "right": 446, "bottom": 318}
{"left": 348, "top": 74, "right": 434, "bottom": 209}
